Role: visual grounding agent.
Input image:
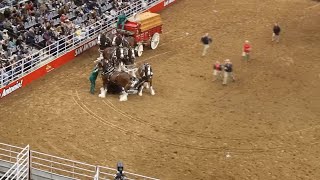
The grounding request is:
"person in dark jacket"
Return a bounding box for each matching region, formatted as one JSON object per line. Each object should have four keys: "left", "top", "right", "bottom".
{"left": 272, "top": 23, "right": 281, "bottom": 43}
{"left": 201, "top": 33, "right": 212, "bottom": 56}
{"left": 222, "top": 59, "right": 235, "bottom": 85}
{"left": 114, "top": 162, "right": 125, "bottom": 180}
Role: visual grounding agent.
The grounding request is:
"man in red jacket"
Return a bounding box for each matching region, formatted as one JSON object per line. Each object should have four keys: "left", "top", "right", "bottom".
{"left": 242, "top": 40, "right": 251, "bottom": 61}
{"left": 212, "top": 61, "right": 222, "bottom": 81}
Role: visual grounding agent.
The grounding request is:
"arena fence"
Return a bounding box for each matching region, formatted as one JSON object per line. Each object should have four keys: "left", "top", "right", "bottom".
{"left": 0, "top": 0, "right": 162, "bottom": 88}
{"left": 0, "top": 143, "right": 30, "bottom": 180}
{"left": 0, "top": 142, "right": 159, "bottom": 180}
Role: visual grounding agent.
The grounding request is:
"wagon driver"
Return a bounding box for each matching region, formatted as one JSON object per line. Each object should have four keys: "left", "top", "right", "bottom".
{"left": 117, "top": 13, "right": 127, "bottom": 30}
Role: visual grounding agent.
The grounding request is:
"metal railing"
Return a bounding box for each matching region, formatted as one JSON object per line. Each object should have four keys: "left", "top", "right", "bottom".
{"left": 0, "top": 144, "right": 29, "bottom": 180}
{"left": 0, "top": 142, "right": 159, "bottom": 180}
{"left": 31, "top": 150, "right": 96, "bottom": 180}
{"left": 0, "top": 0, "right": 162, "bottom": 88}
{"left": 0, "top": 142, "right": 24, "bottom": 164}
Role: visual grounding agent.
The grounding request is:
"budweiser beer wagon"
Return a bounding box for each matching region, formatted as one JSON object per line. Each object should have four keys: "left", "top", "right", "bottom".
{"left": 118, "top": 12, "right": 163, "bottom": 57}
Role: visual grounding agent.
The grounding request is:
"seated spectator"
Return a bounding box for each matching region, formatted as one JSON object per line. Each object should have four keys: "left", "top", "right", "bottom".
{"left": 74, "top": 0, "right": 84, "bottom": 6}
{"left": 39, "top": 3, "right": 48, "bottom": 15}
{"left": 25, "top": 28, "right": 36, "bottom": 45}
{"left": 2, "top": 30, "right": 10, "bottom": 41}
{"left": 82, "top": 4, "right": 90, "bottom": 14}
{"left": 2, "top": 40, "right": 8, "bottom": 53}
{"left": 4, "top": 8, "right": 11, "bottom": 19}
{"left": 60, "top": 13, "right": 68, "bottom": 23}
{"left": 11, "top": 56, "right": 21, "bottom": 80}
{"left": 74, "top": 16, "right": 82, "bottom": 25}
{"left": 0, "top": 65, "right": 9, "bottom": 86}
{"left": 110, "top": 8, "right": 117, "bottom": 17}
{"left": 74, "top": 25, "right": 81, "bottom": 36}
{"left": 3, "top": 20, "right": 12, "bottom": 30}
{"left": 65, "top": 19, "right": 74, "bottom": 32}
{"left": 16, "top": 35, "right": 23, "bottom": 48}
{"left": 43, "top": 29, "right": 50, "bottom": 42}
{"left": 8, "top": 37, "right": 16, "bottom": 49}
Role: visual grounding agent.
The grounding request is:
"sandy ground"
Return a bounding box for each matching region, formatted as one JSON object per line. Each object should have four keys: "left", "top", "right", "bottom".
{"left": 1, "top": 0, "right": 320, "bottom": 179}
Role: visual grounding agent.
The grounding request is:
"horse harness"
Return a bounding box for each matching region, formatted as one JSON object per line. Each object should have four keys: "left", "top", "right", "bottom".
{"left": 101, "top": 60, "right": 115, "bottom": 77}
{"left": 142, "top": 64, "right": 153, "bottom": 80}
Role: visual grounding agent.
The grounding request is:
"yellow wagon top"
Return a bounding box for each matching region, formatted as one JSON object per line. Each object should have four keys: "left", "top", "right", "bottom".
{"left": 128, "top": 12, "right": 163, "bottom": 32}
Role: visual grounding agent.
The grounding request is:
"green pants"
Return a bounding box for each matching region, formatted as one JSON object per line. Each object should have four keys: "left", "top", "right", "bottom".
{"left": 243, "top": 52, "right": 250, "bottom": 61}
{"left": 89, "top": 77, "right": 96, "bottom": 94}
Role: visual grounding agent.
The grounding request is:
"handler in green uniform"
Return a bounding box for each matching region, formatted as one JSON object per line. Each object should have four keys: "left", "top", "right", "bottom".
{"left": 89, "top": 66, "right": 99, "bottom": 94}
{"left": 117, "top": 13, "right": 127, "bottom": 30}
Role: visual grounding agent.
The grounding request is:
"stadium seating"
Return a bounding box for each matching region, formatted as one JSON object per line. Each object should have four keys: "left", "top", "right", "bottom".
{"left": 0, "top": 0, "right": 135, "bottom": 87}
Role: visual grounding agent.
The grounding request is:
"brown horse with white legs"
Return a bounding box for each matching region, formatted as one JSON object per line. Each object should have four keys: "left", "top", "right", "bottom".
{"left": 97, "top": 59, "right": 142, "bottom": 101}
{"left": 137, "top": 63, "right": 155, "bottom": 96}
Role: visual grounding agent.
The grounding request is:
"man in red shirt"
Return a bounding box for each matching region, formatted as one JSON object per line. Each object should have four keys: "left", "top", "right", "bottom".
{"left": 212, "top": 61, "right": 222, "bottom": 81}
{"left": 242, "top": 40, "right": 251, "bottom": 61}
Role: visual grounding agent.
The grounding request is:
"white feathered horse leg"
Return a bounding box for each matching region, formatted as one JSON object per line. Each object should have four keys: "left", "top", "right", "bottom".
{"left": 138, "top": 85, "right": 144, "bottom": 96}
{"left": 145, "top": 82, "right": 150, "bottom": 89}
{"left": 149, "top": 85, "right": 155, "bottom": 95}
{"left": 119, "top": 88, "right": 128, "bottom": 101}
{"left": 98, "top": 87, "right": 107, "bottom": 98}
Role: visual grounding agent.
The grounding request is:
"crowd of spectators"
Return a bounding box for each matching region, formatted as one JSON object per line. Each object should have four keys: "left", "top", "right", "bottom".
{"left": 0, "top": 0, "right": 148, "bottom": 87}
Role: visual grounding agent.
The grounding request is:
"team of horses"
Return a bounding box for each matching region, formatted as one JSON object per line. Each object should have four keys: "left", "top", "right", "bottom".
{"left": 96, "top": 31, "right": 155, "bottom": 101}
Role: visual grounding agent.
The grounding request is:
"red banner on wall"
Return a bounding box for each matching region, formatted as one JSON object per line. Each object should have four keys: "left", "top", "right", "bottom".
{"left": 0, "top": 50, "right": 76, "bottom": 99}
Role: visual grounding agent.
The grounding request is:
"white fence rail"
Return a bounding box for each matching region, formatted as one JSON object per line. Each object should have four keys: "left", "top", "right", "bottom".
{"left": 0, "top": 0, "right": 161, "bottom": 88}
{"left": 0, "top": 142, "right": 159, "bottom": 180}
{"left": 0, "top": 144, "right": 30, "bottom": 180}
{"left": 31, "top": 150, "right": 96, "bottom": 180}
{"left": 0, "top": 142, "right": 24, "bottom": 164}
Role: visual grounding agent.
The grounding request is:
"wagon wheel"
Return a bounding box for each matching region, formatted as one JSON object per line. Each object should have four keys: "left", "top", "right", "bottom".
{"left": 135, "top": 44, "right": 144, "bottom": 57}
{"left": 150, "top": 33, "right": 160, "bottom": 50}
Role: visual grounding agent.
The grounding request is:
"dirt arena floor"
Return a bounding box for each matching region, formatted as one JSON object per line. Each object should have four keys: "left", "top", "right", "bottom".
{"left": 1, "top": 0, "right": 320, "bottom": 179}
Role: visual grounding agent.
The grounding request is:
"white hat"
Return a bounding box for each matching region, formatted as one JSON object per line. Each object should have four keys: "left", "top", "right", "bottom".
{"left": 3, "top": 29, "right": 8, "bottom": 32}
{"left": 245, "top": 40, "right": 249, "bottom": 43}
{"left": 75, "top": 25, "right": 80, "bottom": 28}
